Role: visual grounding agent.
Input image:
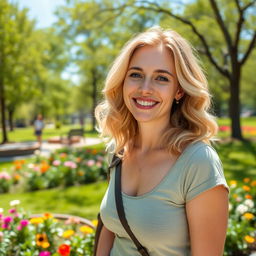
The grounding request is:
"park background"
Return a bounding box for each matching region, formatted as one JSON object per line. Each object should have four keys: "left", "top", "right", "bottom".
{"left": 0, "top": 0, "right": 255, "bottom": 255}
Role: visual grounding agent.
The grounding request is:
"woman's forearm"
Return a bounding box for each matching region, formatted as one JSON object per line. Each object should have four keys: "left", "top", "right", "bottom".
{"left": 96, "top": 225, "right": 115, "bottom": 256}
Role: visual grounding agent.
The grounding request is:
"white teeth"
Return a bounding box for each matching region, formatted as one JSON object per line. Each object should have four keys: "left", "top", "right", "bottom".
{"left": 136, "top": 99, "right": 157, "bottom": 106}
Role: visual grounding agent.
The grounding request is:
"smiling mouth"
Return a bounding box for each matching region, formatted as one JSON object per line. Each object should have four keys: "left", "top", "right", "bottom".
{"left": 133, "top": 98, "right": 159, "bottom": 109}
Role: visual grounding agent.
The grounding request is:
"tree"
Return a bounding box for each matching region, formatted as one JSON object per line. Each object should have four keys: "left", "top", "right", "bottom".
{"left": 97, "top": 0, "right": 256, "bottom": 140}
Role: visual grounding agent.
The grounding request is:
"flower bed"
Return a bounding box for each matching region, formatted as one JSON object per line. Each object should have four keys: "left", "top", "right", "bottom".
{"left": 0, "top": 200, "right": 96, "bottom": 256}
{"left": 0, "top": 148, "right": 108, "bottom": 193}
{"left": 225, "top": 178, "right": 256, "bottom": 255}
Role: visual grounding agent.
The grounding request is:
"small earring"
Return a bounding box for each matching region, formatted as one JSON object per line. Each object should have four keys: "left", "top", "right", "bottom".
{"left": 176, "top": 99, "right": 179, "bottom": 104}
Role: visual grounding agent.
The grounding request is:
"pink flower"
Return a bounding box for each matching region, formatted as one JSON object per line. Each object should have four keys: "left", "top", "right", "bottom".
{"left": 3, "top": 216, "right": 13, "bottom": 223}
{"left": 8, "top": 208, "right": 16, "bottom": 214}
{"left": 96, "top": 161, "right": 102, "bottom": 168}
{"left": 2, "top": 223, "right": 9, "bottom": 229}
{"left": 20, "top": 219, "right": 29, "bottom": 227}
{"left": 0, "top": 172, "right": 11, "bottom": 180}
{"left": 17, "top": 225, "right": 22, "bottom": 231}
{"left": 64, "top": 161, "right": 77, "bottom": 169}
{"left": 87, "top": 159, "right": 95, "bottom": 167}
{"left": 39, "top": 251, "right": 51, "bottom": 256}
{"left": 53, "top": 160, "right": 61, "bottom": 166}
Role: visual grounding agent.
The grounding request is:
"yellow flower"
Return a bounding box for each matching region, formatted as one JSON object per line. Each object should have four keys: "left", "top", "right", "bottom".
{"left": 244, "top": 235, "right": 255, "bottom": 243}
{"left": 233, "top": 194, "right": 238, "bottom": 199}
{"left": 80, "top": 225, "right": 94, "bottom": 234}
{"left": 243, "top": 178, "right": 251, "bottom": 183}
{"left": 243, "top": 213, "right": 254, "bottom": 220}
{"left": 229, "top": 180, "right": 237, "bottom": 188}
{"left": 63, "top": 230, "right": 75, "bottom": 238}
{"left": 243, "top": 185, "right": 251, "bottom": 191}
{"left": 92, "top": 219, "right": 98, "bottom": 227}
{"left": 36, "top": 233, "right": 50, "bottom": 248}
{"left": 30, "top": 217, "right": 44, "bottom": 225}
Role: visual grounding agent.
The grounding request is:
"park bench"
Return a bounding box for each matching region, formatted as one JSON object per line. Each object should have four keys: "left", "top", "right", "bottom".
{"left": 66, "top": 128, "right": 85, "bottom": 145}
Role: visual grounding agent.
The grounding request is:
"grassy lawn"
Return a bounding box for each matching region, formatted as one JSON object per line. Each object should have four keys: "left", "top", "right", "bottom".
{"left": 0, "top": 124, "right": 98, "bottom": 143}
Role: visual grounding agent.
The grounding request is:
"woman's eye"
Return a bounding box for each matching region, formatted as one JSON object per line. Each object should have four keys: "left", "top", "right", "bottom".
{"left": 129, "top": 72, "right": 142, "bottom": 78}
{"left": 156, "top": 75, "right": 169, "bottom": 82}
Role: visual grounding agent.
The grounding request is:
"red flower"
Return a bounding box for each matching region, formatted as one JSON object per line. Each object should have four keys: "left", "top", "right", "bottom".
{"left": 58, "top": 244, "right": 71, "bottom": 256}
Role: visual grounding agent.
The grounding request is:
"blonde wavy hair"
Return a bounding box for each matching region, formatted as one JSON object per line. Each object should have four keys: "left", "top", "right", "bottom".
{"left": 95, "top": 26, "right": 218, "bottom": 155}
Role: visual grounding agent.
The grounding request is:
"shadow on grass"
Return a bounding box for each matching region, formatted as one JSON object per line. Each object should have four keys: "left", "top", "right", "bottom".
{"left": 215, "top": 139, "right": 256, "bottom": 182}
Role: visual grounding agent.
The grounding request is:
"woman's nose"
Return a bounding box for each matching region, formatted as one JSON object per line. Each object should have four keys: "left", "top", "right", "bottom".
{"left": 139, "top": 78, "right": 153, "bottom": 94}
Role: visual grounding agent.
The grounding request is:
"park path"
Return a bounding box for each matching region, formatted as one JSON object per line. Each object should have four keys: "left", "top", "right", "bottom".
{"left": 0, "top": 137, "right": 102, "bottom": 162}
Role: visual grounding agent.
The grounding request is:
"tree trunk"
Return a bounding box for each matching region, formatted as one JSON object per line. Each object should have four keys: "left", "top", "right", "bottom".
{"left": 229, "top": 67, "right": 243, "bottom": 140}
{"left": 8, "top": 107, "right": 14, "bottom": 131}
{"left": 0, "top": 80, "right": 8, "bottom": 144}
{"left": 91, "top": 69, "right": 97, "bottom": 131}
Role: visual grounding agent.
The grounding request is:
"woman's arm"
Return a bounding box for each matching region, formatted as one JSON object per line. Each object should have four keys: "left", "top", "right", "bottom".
{"left": 186, "top": 185, "right": 229, "bottom": 256}
{"left": 96, "top": 225, "right": 115, "bottom": 256}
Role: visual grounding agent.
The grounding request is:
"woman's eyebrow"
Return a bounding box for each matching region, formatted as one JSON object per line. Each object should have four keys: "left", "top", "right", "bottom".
{"left": 128, "top": 67, "right": 174, "bottom": 77}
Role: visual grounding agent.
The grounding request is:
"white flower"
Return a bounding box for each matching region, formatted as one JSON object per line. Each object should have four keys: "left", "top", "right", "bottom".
{"left": 0, "top": 208, "right": 3, "bottom": 213}
{"left": 9, "top": 199, "right": 20, "bottom": 207}
{"left": 34, "top": 150, "right": 41, "bottom": 156}
{"left": 249, "top": 252, "right": 256, "bottom": 256}
{"left": 235, "top": 196, "right": 243, "bottom": 202}
{"left": 228, "top": 203, "right": 233, "bottom": 211}
{"left": 28, "top": 163, "right": 34, "bottom": 169}
{"left": 244, "top": 199, "right": 254, "bottom": 208}
{"left": 236, "top": 204, "right": 249, "bottom": 214}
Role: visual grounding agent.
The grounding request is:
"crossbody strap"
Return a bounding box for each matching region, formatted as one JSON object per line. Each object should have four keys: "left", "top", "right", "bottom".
{"left": 114, "top": 158, "right": 150, "bottom": 256}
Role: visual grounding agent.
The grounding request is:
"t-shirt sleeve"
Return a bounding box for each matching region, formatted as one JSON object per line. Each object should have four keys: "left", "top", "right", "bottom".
{"left": 182, "top": 144, "right": 230, "bottom": 203}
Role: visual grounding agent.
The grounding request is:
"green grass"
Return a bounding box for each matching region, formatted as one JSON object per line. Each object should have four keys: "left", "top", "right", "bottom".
{"left": 0, "top": 124, "right": 99, "bottom": 143}
{"left": 0, "top": 181, "right": 108, "bottom": 220}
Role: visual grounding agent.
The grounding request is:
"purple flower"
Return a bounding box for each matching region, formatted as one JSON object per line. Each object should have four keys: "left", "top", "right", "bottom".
{"left": 20, "top": 219, "right": 29, "bottom": 227}
{"left": 3, "top": 216, "right": 13, "bottom": 223}
{"left": 8, "top": 208, "right": 16, "bottom": 214}
{"left": 39, "top": 251, "right": 51, "bottom": 256}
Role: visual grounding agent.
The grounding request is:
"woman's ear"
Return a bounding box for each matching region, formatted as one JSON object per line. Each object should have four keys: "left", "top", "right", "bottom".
{"left": 175, "top": 87, "right": 184, "bottom": 101}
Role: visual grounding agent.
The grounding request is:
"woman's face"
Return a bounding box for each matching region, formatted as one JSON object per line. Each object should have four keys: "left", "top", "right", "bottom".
{"left": 123, "top": 44, "right": 182, "bottom": 127}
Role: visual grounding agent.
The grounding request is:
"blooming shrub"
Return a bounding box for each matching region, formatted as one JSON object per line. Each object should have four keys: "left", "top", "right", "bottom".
{"left": 0, "top": 200, "right": 96, "bottom": 256}
{"left": 2, "top": 148, "right": 108, "bottom": 193}
{"left": 225, "top": 178, "right": 256, "bottom": 255}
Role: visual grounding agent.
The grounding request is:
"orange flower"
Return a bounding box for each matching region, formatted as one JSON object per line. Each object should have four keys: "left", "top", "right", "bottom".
{"left": 15, "top": 163, "right": 22, "bottom": 170}
{"left": 251, "top": 180, "right": 256, "bottom": 187}
{"left": 36, "top": 233, "right": 50, "bottom": 248}
{"left": 60, "top": 153, "right": 67, "bottom": 158}
{"left": 243, "top": 185, "right": 251, "bottom": 192}
{"left": 40, "top": 163, "right": 50, "bottom": 173}
{"left": 43, "top": 213, "right": 53, "bottom": 219}
{"left": 76, "top": 157, "right": 81, "bottom": 163}
{"left": 58, "top": 244, "right": 71, "bottom": 256}
{"left": 92, "top": 149, "right": 98, "bottom": 155}
{"left": 245, "top": 194, "right": 253, "bottom": 199}
{"left": 244, "top": 235, "right": 255, "bottom": 243}
{"left": 243, "top": 178, "right": 251, "bottom": 183}
{"left": 13, "top": 174, "right": 21, "bottom": 180}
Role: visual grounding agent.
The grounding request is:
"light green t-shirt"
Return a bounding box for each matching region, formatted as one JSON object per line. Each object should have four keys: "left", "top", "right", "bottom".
{"left": 100, "top": 141, "right": 230, "bottom": 256}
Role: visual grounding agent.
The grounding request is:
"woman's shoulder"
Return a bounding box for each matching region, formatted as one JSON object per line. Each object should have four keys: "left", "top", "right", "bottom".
{"left": 183, "top": 141, "right": 221, "bottom": 165}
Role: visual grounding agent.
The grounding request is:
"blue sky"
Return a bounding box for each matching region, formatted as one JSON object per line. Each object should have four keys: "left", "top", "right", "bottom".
{"left": 15, "top": 0, "right": 66, "bottom": 28}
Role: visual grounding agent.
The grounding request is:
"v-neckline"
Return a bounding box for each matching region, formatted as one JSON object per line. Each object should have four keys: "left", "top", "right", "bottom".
{"left": 119, "top": 141, "right": 199, "bottom": 199}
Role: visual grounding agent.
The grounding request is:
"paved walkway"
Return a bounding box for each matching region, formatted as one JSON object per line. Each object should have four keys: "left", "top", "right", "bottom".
{"left": 0, "top": 137, "right": 102, "bottom": 162}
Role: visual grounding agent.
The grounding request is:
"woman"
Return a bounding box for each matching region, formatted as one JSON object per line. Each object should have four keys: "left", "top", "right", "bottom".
{"left": 95, "top": 26, "right": 229, "bottom": 256}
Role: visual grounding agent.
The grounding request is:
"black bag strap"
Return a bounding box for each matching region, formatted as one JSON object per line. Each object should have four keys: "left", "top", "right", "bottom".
{"left": 114, "top": 158, "right": 150, "bottom": 256}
